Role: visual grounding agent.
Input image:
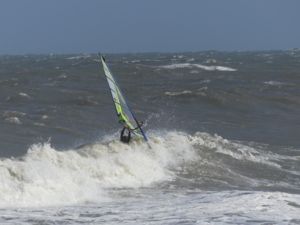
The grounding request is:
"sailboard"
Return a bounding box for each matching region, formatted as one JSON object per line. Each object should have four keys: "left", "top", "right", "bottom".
{"left": 100, "top": 55, "right": 149, "bottom": 142}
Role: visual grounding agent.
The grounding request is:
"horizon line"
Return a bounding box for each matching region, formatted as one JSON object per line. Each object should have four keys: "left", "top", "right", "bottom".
{"left": 0, "top": 48, "right": 299, "bottom": 56}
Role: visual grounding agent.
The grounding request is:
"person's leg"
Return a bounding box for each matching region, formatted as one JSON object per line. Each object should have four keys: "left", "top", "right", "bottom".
{"left": 128, "top": 131, "right": 131, "bottom": 142}
{"left": 120, "top": 127, "right": 126, "bottom": 142}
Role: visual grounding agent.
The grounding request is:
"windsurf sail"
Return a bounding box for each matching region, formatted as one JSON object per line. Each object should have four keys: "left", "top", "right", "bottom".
{"left": 100, "top": 55, "right": 148, "bottom": 142}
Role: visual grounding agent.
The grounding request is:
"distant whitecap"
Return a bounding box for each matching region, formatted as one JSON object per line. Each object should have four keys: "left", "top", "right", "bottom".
{"left": 19, "top": 92, "right": 31, "bottom": 98}
{"left": 160, "top": 63, "right": 237, "bottom": 71}
{"left": 165, "top": 90, "right": 193, "bottom": 96}
{"left": 5, "top": 116, "right": 22, "bottom": 125}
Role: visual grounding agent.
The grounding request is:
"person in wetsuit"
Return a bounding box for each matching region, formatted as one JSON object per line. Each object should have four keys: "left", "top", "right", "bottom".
{"left": 120, "top": 126, "right": 131, "bottom": 143}
{"left": 120, "top": 121, "right": 143, "bottom": 143}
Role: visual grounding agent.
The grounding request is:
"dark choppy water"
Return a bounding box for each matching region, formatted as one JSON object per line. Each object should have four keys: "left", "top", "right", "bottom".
{"left": 0, "top": 51, "right": 300, "bottom": 224}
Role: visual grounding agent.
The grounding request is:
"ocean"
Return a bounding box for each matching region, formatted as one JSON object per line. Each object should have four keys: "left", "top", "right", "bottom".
{"left": 0, "top": 51, "right": 300, "bottom": 224}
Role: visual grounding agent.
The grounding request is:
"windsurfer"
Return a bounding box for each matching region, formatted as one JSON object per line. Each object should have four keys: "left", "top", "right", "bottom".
{"left": 120, "top": 121, "right": 144, "bottom": 143}
{"left": 101, "top": 55, "right": 149, "bottom": 143}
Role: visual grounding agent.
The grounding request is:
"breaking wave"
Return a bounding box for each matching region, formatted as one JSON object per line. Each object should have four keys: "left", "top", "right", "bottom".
{"left": 0, "top": 131, "right": 298, "bottom": 207}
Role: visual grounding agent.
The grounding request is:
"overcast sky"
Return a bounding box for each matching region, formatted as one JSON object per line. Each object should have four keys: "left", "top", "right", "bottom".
{"left": 0, "top": 0, "right": 299, "bottom": 54}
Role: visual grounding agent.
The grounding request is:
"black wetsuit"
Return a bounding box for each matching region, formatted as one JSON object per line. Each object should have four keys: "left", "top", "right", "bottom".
{"left": 120, "top": 127, "right": 131, "bottom": 143}
{"left": 120, "top": 121, "right": 143, "bottom": 143}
